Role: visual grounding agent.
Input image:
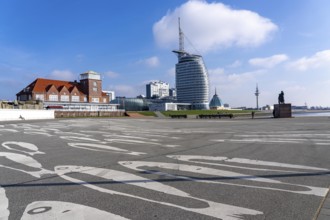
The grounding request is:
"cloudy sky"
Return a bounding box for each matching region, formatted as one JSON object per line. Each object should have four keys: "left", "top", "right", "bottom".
{"left": 1, "top": 0, "right": 330, "bottom": 107}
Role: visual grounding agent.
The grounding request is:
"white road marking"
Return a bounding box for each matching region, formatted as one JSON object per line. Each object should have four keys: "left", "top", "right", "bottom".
{"left": 55, "top": 165, "right": 262, "bottom": 220}
{"left": 20, "top": 201, "right": 129, "bottom": 220}
{"left": 60, "top": 136, "right": 104, "bottom": 143}
{"left": 0, "top": 152, "right": 54, "bottom": 178}
{"left": 8, "top": 124, "right": 40, "bottom": 129}
{"left": 81, "top": 130, "right": 110, "bottom": 134}
{"left": 104, "top": 139, "right": 179, "bottom": 148}
{"left": 24, "top": 132, "right": 53, "bottom": 137}
{"left": 119, "top": 161, "right": 328, "bottom": 197}
{"left": 168, "top": 155, "right": 329, "bottom": 171}
{"left": 55, "top": 131, "right": 91, "bottom": 137}
{"left": 236, "top": 134, "right": 330, "bottom": 138}
{"left": 234, "top": 139, "right": 301, "bottom": 143}
{"left": 0, "top": 187, "right": 9, "bottom": 220}
{"left": 40, "top": 128, "right": 61, "bottom": 133}
{"left": 214, "top": 136, "right": 330, "bottom": 145}
{"left": 0, "top": 129, "right": 18, "bottom": 133}
{"left": 67, "top": 143, "right": 146, "bottom": 156}
{"left": 2, "top": 142, "right": 45, "bottom": 156}
{"left": 111, "top": 130, "right": 180, "bottom": 139}
{"left": 103, "top": 134, "right": 159, "bottom": 142}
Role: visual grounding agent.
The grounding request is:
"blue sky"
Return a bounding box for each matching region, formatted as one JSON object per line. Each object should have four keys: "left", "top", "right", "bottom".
{"left": 1, "top": 0, "right": 330, "bottom": 107}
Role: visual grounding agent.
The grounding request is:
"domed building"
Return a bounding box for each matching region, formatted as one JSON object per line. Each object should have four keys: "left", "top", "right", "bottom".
{"left": 209, "top": 89, "right": 224, "bottom": 110}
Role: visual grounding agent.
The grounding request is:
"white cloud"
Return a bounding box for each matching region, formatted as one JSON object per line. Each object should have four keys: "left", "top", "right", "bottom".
{"left": 226, "top": 70, "right": 264, "bottom": 85}
{"left": 137, "top": 56, "right": 160, "bottom": 68}
{"left": 227, "top": 60, "right": 242, "bottom": 68}
{"left": 105, "top": 71, "right": 119, "bottom": 78}
{"left": 249, "top": 54, "right": 289, "bottom": 68}
{"left": 288, "top": 50, "right": 330, "bottom": 71}
{"left": 208, "top": 67, "right": 264, "bottom": 97}
{"left": 47, "top": 70, "right": 76, "bottom": 81}
{"left": 153, "top": 0, "right": 278, "bottom": 53}
{"left": 107, "top": 85, "right": 136, "bottom": 97}
{"left": 209, "top": 68, "right": 225, "bottom": 78}
{"left": 207, "top": 68, "right": 265, "bottom": 107}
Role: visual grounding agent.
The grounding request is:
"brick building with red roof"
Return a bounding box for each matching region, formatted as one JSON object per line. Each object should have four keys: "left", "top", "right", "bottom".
{"left": 16, "top": 71, "right": 116, "bottom": 111}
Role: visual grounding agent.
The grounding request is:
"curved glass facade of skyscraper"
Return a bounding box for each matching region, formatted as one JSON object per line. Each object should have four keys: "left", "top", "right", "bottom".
{"left": 175, "top": 53, "right": 210, "bottom": 110}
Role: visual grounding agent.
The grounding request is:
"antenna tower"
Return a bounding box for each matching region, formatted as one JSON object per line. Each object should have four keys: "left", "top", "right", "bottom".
{"left": 179, "top": 17, "right": 184, "bottom": 52}
{"left": 255, "top": 84, "right": 260, "bottom": 110}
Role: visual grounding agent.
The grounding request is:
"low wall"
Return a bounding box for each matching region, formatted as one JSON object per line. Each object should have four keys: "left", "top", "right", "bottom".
{"left": 0, "top": 109, "right": 55, "bottom": 121}
{"left": 54, "top": 111, "right": 125, "bottom": 118}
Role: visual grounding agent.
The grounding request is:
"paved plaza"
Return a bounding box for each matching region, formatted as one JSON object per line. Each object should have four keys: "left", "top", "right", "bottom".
{"left": 0, "top": 116, "right": 329, "bottom": 219}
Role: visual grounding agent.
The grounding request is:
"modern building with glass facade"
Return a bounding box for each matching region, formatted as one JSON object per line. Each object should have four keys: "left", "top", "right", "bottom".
{"left": 110, "top": 97, "right": 150, "bottom": 111}
{"left": 173, "top": 19, "right": 210, "bottom": 110}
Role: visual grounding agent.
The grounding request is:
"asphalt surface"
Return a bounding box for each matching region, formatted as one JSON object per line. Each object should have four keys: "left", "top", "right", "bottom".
{"left": 0, "top": 116, "right": 330, "bottom": 220}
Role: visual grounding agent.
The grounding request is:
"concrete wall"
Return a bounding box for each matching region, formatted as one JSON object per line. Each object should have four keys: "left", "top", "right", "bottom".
{"left": 54, "top": 111, "right": 125, "bottom": 118}
{"left": 0, "top": 109, "right": 55, "bottom": 121}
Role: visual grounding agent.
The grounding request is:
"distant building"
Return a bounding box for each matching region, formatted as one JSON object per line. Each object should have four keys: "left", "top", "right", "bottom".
{"left": 169, "top": 88, "right": 177, "bottom": 97}
{"left": 173, "top": 19, "right": 209, "bottom": 110}
{"left": 16, "top": 71, "right": 118, "bottom": 111}
{"left": 110, "top": 97, "right": 149, "bottom": 111}
{"left": 103, "top": 90, "right": 115, "bottom": 102}
{"left": 146, "top": 81, "right": 170, "bottom": 99}
{"left": 209, "top": 89, "right": 223, "bottom": 110}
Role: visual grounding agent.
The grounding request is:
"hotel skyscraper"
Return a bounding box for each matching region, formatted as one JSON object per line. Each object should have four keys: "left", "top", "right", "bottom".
{"left": 173, "top": 19, "right": 210, "bottom": 110}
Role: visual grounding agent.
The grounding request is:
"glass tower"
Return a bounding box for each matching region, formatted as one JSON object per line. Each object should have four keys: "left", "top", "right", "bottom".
{"left": 173, "top": 19, "right": 209, "bottom": 110}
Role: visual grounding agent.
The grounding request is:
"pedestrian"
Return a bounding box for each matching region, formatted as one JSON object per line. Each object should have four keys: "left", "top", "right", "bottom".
{"left": 251, "top": 111, "right": 255, "bottom": 119}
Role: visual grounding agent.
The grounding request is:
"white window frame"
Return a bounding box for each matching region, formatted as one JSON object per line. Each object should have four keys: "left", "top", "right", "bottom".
{"left": 49, "top": 95, "right": 58, "bottom": 101}
{"left": 60, "top": 95, "right": 69, "bottom": 102}
{"left": 72, "top": 96, "right": 80, "bottom": 102}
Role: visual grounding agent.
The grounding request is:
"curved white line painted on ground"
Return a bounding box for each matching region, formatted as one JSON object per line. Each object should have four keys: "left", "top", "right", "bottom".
{"left": 0, "top": 152, "right": 54, "bottom": 178}
{"left": 2, "top": 142, "right": 45, "bottom": 156}
{"left": 24, "top": 132, "right": 53, "bottom": 137}
{"left": 20, "top": 201, "right": 129, "bottom": 220}
{"left": 120, "top": 161, "right": 282, "bottom": 184}
{"left": 103, "top": 134, "right": 159, "bottom": 142}
{"left": 119, "top": 161, "right": 328, "bottom": 197}
{"left": 67, "top": 143, "right": 146, "bottom": 156}
{"left": 104, "top": 139, "right": 179, "bottom": 148}
{"left": 56, "top": 132, "right": 91, "bottom": 137}
{"left": 0, "top": 129, "right": 18, "bottom": 133}
{"left": 0, "top": 187, "right": 9, "bottom": 220}
{"left": 60, "top": 136, "right": 104, "bottom": 143}
{"left": 167, "top": 155, "right": 329, "bottom": 171}
{"left": 55, "top": 165, "right": 262, "bottom": 220}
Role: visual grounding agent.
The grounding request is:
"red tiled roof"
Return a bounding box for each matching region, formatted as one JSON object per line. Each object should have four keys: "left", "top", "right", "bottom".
{"left": 28, "top": 78, "right": 85, "bottom": 94}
